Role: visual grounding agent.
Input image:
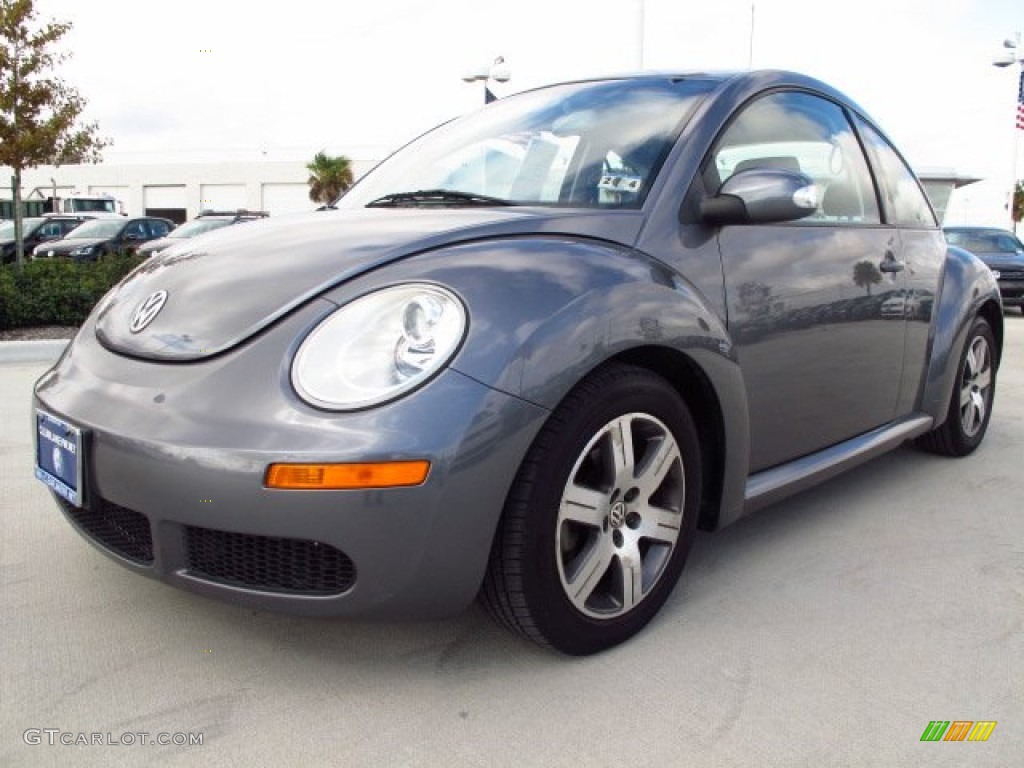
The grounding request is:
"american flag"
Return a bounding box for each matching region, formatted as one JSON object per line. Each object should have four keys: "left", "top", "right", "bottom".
{"left": 1018, "top": 70, "right": 1024, "bottom": 130}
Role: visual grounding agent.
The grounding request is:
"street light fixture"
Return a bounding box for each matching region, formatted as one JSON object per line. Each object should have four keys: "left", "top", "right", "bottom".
{"left": 992, "top": 36, "right": 1020, "bottom": 67}
{"left": 991, "top": 33, "right": 1023, "bottom": 232}
{"left": 462, "top": 56, "right": 510, "bottom": 103}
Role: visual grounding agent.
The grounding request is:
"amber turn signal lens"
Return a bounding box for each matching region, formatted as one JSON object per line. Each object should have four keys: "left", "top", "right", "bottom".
{"left": 265, "top": 461, "right": 430, "bottom": 490}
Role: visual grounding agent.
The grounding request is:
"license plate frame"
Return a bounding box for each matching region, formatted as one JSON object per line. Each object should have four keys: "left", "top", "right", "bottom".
{"left": 35, "top": 409, "right": 85, "bottom": 507}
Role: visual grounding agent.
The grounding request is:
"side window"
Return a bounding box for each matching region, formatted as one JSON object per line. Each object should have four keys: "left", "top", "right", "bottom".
{"left": 853, "top": 117, "right": 937, "bottom": 228}
{"left": 706, "top": 91, "right": 881, "bottom": 225}
{"left": 125, "top": 221, "right": 146, "bottom": 238}
{"left": 149, "top": 220, "right": 170, "bottom": 237}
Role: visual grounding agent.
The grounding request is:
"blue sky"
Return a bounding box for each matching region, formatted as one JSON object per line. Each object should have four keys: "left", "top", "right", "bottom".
{"left": 32, "top": 0, "right": 1024, "bottom": 225}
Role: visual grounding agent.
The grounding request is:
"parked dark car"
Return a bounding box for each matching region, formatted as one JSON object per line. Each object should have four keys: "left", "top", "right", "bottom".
{"left": 32, "top": 217, "right": 174, "bottom": 261}
{"left": 0, "top": 216, "right": 88, "bottom": 264}
{"left": 943, "top": 226, "right": 1024, "bottom": 312}
{"left": 137, "top": 210, "right": 269, "bottom": 257}
{"left": 33, "top": 71, "right": 1002, "bottom": 655}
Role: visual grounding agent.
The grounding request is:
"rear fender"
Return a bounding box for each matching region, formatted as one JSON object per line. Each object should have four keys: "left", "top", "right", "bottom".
{"left": 918, "top": 245, "right": 1003, "bottom": 423}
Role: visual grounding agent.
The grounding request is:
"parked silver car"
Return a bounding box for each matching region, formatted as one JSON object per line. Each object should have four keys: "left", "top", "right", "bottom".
{"left": 136, "top": 210, "right": 269, "bottom": 257}
{"left": 34, "top": 71, "right": 1001, "bottom": 654}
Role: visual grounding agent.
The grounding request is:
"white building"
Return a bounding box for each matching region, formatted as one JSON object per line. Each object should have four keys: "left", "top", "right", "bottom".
{"left": 2, "top": 156, "right": 381, "bottom": 223}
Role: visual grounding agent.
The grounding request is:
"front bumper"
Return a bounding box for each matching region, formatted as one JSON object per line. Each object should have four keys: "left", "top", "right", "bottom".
{"left": 34, "top": 300, "right": 548, "bottom": 617}
{"left": 995, "top": 281, "right": 1023, "bottom": 306}
{"left": 991, "top": 268, "right": 1024, "bottom": 306}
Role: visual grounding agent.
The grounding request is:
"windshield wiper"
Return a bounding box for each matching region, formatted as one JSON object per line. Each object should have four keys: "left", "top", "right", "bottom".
{"left": 365, "top": 189, "right": 515, "bottom": 208}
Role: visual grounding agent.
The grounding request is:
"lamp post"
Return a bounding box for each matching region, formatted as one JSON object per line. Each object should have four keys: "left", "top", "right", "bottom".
{"left": 992, "top": 33, "right": 1023, "bottom": 233}
{"left": 461, "top": 56, "right": 511, "bottom": 104}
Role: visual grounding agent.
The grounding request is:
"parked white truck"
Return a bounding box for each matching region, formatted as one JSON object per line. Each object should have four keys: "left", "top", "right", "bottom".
{"left": 0, "top": 192, "right": 125, "bottom": 220}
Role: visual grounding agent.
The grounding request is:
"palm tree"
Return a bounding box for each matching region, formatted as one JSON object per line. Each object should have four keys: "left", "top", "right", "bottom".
{"left": 852, "top": 260, "right": 882, "bottom": 295}
{"left": 306, "top": 151, "right": 354, "bottom": 206}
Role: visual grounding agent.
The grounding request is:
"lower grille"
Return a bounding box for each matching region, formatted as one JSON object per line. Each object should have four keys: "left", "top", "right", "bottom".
{"left": 57, "top": 496, "right": 154, "bottom": 565}
{"left": 184, "top": 526, "right": 356, "bottom": 595}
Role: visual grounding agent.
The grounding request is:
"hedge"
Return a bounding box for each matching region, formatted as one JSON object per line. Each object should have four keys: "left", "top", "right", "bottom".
{"left": 0, "top": 254, "right": 146, "bottom": 329}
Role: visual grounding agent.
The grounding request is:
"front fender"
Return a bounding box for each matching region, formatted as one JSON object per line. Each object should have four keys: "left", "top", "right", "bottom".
{"left": 321, "top": 236, "right": 748, "bottom": 530}
{"left": 919, "top": 245, "right": 1003, "bottom": 423}
{"left": 329, "top": 236, "right": 740, "bottom": 409}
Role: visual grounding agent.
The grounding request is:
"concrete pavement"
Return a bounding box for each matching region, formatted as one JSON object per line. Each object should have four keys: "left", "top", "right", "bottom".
{"left": 1, "top": 318, "right": 1021, "bottom": 767}
{"left": 0, "top": 339, "right": 68, "bottom": 364}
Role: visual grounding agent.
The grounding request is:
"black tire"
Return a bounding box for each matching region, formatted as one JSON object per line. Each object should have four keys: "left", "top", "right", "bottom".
{"left": 481, "top": 363, "right": 701, "bottom": 655}
{"left": 916, "top": 316, "right": 996, "bottom": 457}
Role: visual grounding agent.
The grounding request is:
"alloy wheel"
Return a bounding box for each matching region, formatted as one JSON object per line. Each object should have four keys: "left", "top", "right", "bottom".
{"left": 556, "top": 413, "right": 685, "bottom": 619}
{"left": 959, "top": 335, "right": 992, "bottom": 438}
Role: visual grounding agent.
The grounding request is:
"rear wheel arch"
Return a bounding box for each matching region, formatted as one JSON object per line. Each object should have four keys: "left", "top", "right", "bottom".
{"left": 977, "top": 299, "right": 1003, "bottom": 369}
{"left": 916, "top": 314, "right": 997, "bottom": 456}
{"left": 919, "top": 247, "right": 1003, "bottom": 422}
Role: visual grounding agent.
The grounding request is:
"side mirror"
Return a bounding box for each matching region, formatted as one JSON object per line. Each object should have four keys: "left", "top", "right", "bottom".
{"left": 700, "top": 168, "right": 819, "bottom": 225}
{"left": 124, "top": 232, "right": 141, "bottom": 241}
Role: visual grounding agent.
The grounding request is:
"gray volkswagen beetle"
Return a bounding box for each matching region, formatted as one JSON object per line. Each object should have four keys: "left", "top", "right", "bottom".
{"left": 34, "top": 70, "right": 1002, "bottom": 655}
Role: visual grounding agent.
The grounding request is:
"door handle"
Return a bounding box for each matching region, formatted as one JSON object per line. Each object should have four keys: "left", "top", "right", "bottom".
{"left": 879, "top": 250, "right": 904, "bottom": 273}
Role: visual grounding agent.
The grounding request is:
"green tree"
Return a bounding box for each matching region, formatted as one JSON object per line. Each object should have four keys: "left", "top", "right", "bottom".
{"left": 306, "top": 151, "right": 354, "bottom": 206}
{"left": 852, "top": 259, "right": 882, "bottom": 296}
{"left": 1013, "top": 180, "right": 1023, "bottom": 235}
{"left": 0, "top": 0, "right": 108, "bottom": 266}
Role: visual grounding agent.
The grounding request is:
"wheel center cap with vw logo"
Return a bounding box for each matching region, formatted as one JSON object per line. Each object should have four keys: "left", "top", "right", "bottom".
{"left": 130, "top": 290, "right": 168, "bottom": 333}
{"left": 609, "top": 501, "right": 627, "bottom": 528}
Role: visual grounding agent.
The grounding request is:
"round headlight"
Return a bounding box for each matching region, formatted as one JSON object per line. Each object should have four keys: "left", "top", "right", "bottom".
{"left": 292, "top": 284, "right": 466, "bottom": 410}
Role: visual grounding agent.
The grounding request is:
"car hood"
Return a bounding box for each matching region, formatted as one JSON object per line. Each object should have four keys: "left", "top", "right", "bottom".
{"left": 970, "top": 250, "right": 1024, "bottom": 266}
{"left": 41, "top": 237, "right": 108, "bottom": 253}
{"left": 94, "top": 207, "right": 644, "bottom": 361}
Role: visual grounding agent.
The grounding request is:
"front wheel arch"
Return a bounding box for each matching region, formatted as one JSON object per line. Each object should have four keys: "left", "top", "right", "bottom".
{"left": 612, "top": 346, "right": 730, "bottom": 532}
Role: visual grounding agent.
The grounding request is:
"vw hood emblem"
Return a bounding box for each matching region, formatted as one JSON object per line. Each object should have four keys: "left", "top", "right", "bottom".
{"left": 130, "top": 290, "right": 168, "bottom": 333}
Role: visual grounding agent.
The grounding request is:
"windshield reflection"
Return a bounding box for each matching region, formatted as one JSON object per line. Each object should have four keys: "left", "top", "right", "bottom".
{"left": 339, "top": 78, "right": 716, "bottom": 210}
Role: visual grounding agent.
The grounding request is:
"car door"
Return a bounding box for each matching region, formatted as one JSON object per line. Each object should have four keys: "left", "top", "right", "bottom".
{"left": 852, "top": 115, "right": 944, "bottom": 415}
{"left": 121, "top": 220, "right": 148, "bottom": 253}
{"left": 706, "top": 91, "right": 907, "bottom": 472}
{"left": 145, "top": 219, "right": 172, "bottom": 241}
{"left": 56, "top": 219, "right": 82, "bottom": 238}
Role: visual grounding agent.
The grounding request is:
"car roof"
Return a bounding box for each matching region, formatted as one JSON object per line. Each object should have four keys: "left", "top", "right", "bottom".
{"left": 944, "top": 226, "right": 1016, "bottom": 235}
{"left": 513, "top": 69, "right": 877, "bottom": 135}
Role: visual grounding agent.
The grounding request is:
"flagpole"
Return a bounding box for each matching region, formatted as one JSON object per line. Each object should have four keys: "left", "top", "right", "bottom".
{"left": 1015, "top": 69, "right": 1023, "bottom": 233}
{"left": 636, "top": 0, "right": 645, "bottom": 70}
{"left": 993, "top": 33, "right": 1023, "bottom": 232}
{"left": 748, "top": 4, "right": 756, "bottom": 70}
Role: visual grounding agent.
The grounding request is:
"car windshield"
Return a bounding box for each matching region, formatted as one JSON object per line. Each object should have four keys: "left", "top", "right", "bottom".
{"left": 339, "top": 77, "right": 716, "bottom": 210}
{"left": 0, "top": 218, "right": 44, "bottom": 239}
{"left": 72, "top": 199, "right": 117, "bottom": 213}
{"left": 170, "top": 219, "right": 232, "bottom": 238}
{"left": 68, "top": 219, "right": 125, "bottom": 238}
{"left": 945, "top": 230, "right": 1024, "bottom": 253}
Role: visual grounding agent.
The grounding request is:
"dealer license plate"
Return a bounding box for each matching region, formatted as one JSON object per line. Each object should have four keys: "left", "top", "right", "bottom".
{"left": 35, "top": 410, "right": 83, "bottom": 507}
